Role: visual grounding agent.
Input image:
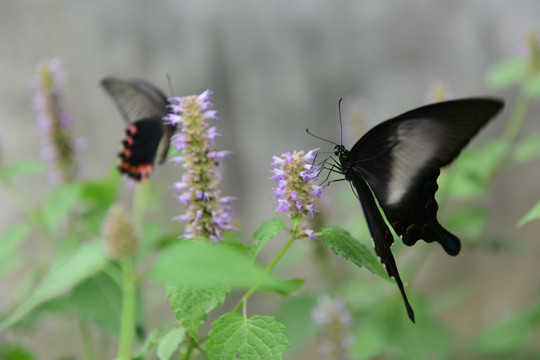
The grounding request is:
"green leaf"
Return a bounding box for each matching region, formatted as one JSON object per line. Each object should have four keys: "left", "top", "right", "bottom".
{"left": 0, "top": 241, "right": 108, "bottom": 330}
{"left": 486, "top": 58, "right": 527, "bottom": 89}
{"left": 39, "top": 183, "right": 82, "bottom": 232}
{"left": 68, "top": 271, "right": 123, "bottom": 335}
{"left": 524, "top": 72, "right": 540, "bottom": 97}
{"left": 0, "top": 160, "right": 45, "bottom": 182}
{"left": 472, "top": 305, "right": 540, "bottom": 356}
{"left": 350, "top": 320, "right": 387, "bottom": 359}
{"left": 79, "top": 172, "right": 120, "bottom": 235}
{"left": 166, "top": 284, "right": 229, "bottom": 338}
{"left": 157, "top": 327, "right": 186, "bottom": 360}
{"left": 207, "top": 313, "right": 289, "bottom": 360}
{"left": 0, "top": 343, "right": 35, "bottom": 360}
{"left": 322, "top": 226, "right": 387, "bottom": 279}
{"left": 0, "top": 222, "right": 31, "bottom": 278}
{"left": 274, "top": 294, "right": 318, "bottom": 355}
{"left": 136, "top": 328, "right": 164, "bottom": 359}
{"left": 513, "top": 132, "right": 540, "bottom": 163}
{"left": 259, "top": 278, "right": 304, "bottom": 296}
{"left": 350, "top": 304, "right": 452, "bottom": 360}
{"left": 517, "top": 201, "right": 540, "bottom": 227}
{"left": 248, "top": 218, "right": 285, "bottom": 258}
{"left": 150, "top": 241, "right": 297, "bottom": 294}
{"left": 80, "top": 171, "right": 120, "bottom": 205}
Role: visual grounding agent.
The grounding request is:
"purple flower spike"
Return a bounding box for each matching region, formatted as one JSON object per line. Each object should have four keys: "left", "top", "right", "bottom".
{"left": 31, "top": 58, "right": 81, "bottom": 183}
{"left": 270, "top": 148, "right": 324, "bottom": 238}
{"left": 167, "top": 90, "right": 235, "bottom": 242}
{"left": 311, "top": 295, "right": 353, "bottom": 359}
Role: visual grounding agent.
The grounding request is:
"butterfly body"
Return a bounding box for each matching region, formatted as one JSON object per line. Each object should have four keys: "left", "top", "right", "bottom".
{"left": 101, "top": 77, "right": 176, "bottom": 182}
{"left": 333, "top": 98, "right": 504, "bottom": 322}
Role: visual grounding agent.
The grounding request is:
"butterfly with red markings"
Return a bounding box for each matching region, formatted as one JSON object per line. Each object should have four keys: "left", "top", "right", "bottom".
{"left": 326, "top": 98, "right": 504, "bottom": 322}
{"left": 101, "top": 77, "right": 176, "bottom": 182}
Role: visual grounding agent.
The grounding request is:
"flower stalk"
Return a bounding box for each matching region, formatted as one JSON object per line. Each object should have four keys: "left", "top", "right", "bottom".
{"left": 270, "top": 148, "right": 324, "bottom": 239}
{"left": 101, "top": 203, "right": 139, "bottom": 359}
{"left": 166, "top": 90, "right": 235, "bottom": 242}
{"left": 31, "top": 58, "right": 80, "bottom": 183}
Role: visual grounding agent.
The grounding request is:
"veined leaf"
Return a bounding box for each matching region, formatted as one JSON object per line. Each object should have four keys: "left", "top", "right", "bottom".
{"left": 322, "top": 226, "right": 387, "bottom": 279}
{"left": 248, "top": 218, "right": 285, "bottom": 258}
{"left": 207, "top": 313, "right": 288, "bottom": 360}
{"left": 157, "top": 327, "right": 186, "bottom": 360}
{"left": 166, "top": 284, "right": 228, "bottom": 338}
{"left": 151, "top": 241, "right": 299, "bottom": 295}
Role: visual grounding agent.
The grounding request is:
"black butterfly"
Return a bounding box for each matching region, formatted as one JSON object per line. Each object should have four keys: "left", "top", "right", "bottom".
{"left": 101, "top": 77, "right": 176, "bottom": 182}
{"left": 328, "top": 98, "right": 504, "bottom": 322}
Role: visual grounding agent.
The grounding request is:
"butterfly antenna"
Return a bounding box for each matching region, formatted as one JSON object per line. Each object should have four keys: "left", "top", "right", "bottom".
{"left": 305, "top": 128, "right": 338, "bottom": 146}
{"left": 338, "top": 98, "right": 344, "bottom": 145}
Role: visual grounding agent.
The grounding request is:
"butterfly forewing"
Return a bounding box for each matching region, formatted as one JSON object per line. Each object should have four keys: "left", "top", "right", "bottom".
{"left": 101, "top": 78, "right": 169, "bottom": 123}
{"left": 348, "top": 98, "right": 504, "bottom": 206}
{"left": 101, "top": 77, "right": 177, "bottom": 181}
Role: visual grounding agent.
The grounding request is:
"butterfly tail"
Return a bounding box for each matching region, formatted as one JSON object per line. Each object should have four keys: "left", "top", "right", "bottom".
{"left": 353, "top": 177, "right": 415, "bottom": 322}
{"left": 423, "top": 221, "right": 461, "bottom": 256}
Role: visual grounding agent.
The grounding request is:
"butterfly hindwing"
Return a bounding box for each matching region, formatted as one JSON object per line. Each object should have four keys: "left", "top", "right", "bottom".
{"left": 117, "top": 118, "right": 164, "bottom": 182}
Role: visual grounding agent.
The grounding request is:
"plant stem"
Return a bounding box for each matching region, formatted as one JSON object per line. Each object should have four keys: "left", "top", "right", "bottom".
{"left": 197, "top": 224, "right": 299, "bottom": 346}
{"left": 182, "top": 344, "right": 194, "bottom": 360}
{"left": 503, "top": 89, "right": 531, "bottom": 145}
{"left": 78, "top": 321, "right": 96, "bottom": 360}
{"left": 231, "top": 227, "right": 297, "bottom": 314}
{"left": 117, "top": 257, "right": 137, "bottom": 360}
{"left": 132, "top": 181, "right": 150, "bottom": 225}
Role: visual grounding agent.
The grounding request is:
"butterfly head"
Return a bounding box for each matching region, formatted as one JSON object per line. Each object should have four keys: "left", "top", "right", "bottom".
{"left": 334, "top": 144, "right": 349, "bottom": 163}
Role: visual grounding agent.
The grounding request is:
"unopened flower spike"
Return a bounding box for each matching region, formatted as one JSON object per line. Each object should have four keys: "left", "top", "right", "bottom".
{"left": 101, "top": 203, "right": 139, "bottom": 259}
{"left": 271, "top": 148, "right": 324, "bottom": 239}
{"left": 166, "top": 90, "right": 235, "bottom": 242}
{"left": 31, "top": 58, "right": 81, "bottom": 183}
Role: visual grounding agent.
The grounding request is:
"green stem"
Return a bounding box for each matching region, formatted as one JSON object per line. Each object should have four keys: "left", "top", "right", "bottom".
{"left": 78, "top": 321, "right": 96, "bottom": 360}
{"left": 503, "top": 89, "right": 531, "bottom": 145}
{"left": 231, "top": 227, "right": 297, "bottom": 314}
{"left": 117, "top": 257, "right": 137, "bottom": 360}
{"left": 197, "top": 223, "right": 300, "bottom": 346}
{"left": 182, "top": 344, "right": 194, "bottom": 360}
{"left": 132, "top": 181, "right": 150, "bottom": 225}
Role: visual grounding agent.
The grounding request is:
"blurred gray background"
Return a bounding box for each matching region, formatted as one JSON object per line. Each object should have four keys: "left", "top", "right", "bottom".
{"left": 2, "top": 0, "right": 540, "bottom": 358}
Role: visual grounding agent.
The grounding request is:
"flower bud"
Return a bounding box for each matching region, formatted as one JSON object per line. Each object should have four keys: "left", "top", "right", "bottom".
{"left": 101, "top": 204, "right": 139, "bottom": 259}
